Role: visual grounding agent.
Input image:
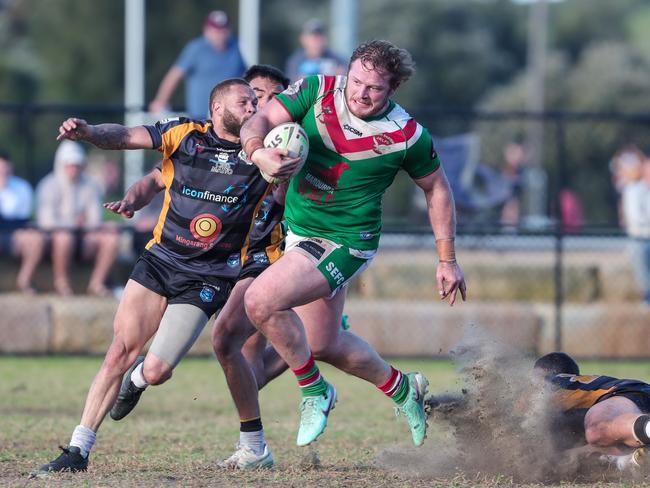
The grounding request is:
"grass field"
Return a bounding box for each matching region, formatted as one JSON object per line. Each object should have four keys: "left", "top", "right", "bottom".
{"left": 3, "top": 356, "right": 650, "bottom": 487}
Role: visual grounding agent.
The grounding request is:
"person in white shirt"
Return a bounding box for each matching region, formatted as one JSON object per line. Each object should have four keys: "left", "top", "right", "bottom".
{"left": 0, "top": 151, "right": 45, "bottom": 293}
{"left": 622, "top": 155, "right": 650, "bottom": 305}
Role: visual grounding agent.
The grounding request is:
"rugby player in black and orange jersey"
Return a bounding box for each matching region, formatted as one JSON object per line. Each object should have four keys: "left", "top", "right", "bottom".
{"left": 32, "top": 78, "right": 301, "bottom": 476}
{"left": 534, "top": 352, "right": 650, "bottom": 471}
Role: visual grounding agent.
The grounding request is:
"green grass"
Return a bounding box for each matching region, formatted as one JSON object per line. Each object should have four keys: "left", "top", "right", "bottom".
{"left": 2, "top": 356, "right": 650, "bottom": 487}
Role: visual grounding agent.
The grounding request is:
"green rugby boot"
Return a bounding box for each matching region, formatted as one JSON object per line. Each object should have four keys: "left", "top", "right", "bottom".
{"left": 396, "top": 372, "right": 429, "bottom": 446}
{"left": 296, "top": 382, "right": 337, "bottom": 446}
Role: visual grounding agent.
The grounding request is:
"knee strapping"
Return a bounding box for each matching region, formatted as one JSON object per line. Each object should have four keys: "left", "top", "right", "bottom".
{"left": 148, "top": 304, "right": 209, "bottom": 369}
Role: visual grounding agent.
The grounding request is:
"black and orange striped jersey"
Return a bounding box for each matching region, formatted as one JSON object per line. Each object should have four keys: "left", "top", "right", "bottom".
{"left": 143, "top": 117, "right": 271, "bottom": 278}
{"left": 241, "top": 190, "right": 285, "bottom": 273}
{"left": 548, "top": 373, "right": 650, "bottom": 412}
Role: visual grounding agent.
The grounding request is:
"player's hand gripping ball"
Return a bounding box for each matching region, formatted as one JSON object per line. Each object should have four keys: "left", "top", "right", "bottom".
{"left": 262, "top": 122, "right": 309, "bottom": 184}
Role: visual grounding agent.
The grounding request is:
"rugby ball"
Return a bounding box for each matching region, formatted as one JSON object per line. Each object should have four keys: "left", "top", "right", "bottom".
{"left": 261, "top": 122, "right": 309, "bottom": 183}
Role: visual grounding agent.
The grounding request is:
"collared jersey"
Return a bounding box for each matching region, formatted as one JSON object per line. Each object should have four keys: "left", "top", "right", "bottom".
{"left": 144, "top": 117, "right": 271, "bottom": 278}
{"left": 548, "top": 373, "right": 650, "bottom": 411}
{"left": 275, "top": 75, "right": 440, "bottom": 250}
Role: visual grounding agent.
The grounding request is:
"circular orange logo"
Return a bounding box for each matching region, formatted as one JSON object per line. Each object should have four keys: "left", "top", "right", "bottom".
{"left": 190, "top": 213, "right": 221, "bottom": 243}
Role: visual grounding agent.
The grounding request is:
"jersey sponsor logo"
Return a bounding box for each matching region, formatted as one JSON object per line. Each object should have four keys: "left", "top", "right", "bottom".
{"left": 298, "top": 162, "right": 350, "bottom": 205}
{"left": 190, "top": 213, "right": 222, "bottom": 243}
{"left": 297, "top": 239, "right": 326, "bottom": 259}
{"left": 253, "top": 252, "right": 269, "bottom": 264}
{"left": 217, "top": 152, "right": 230, "bottom": 162}
{"left": 181, "top": 185, "right": 239, "bottom": 204}
{"left": 209, "top": 161, "right": 235, "bottom": 175}
{"left": 160, "top": 117, "right": 180, "bottom": 124}
{"left": 199, "top": 286, "right": 215, "bottom": 303}
{"left": 282, "top": 78, "right": 303, "bottom": 98}
{"left": 325, "top": 261, "right": 346, "bottom": 285}
{"left": 372, "top": 134, "right": 395, "bottom": 154}
{"left": 315, "top": 105, "right": 333, "bottom": 124}
{"left": 343, "top": 124, "right": 362, "bottom": 137}
{"left": 227, "top": 253, "right": 240, "bottom": 267}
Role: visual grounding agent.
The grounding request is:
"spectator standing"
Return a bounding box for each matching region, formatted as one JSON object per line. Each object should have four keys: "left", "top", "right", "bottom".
{"left": 285, "top": 19, "right": 346, "bottom": 82}
{"left": 149, "top": 10, "right": 246, "bottom": 119}
{"left": 622, "top": 155, "right": 650, "bottom": 306}
{"left": 36, "top": 140, "right": 120, "bottom": 296}
{"left": 0, "top": 151, "right": 44, "bottom": 293}
{"left": 500, "top": 141, "right": 528, "bottom": 229}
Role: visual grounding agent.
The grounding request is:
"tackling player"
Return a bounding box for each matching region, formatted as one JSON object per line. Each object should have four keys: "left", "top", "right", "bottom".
{"left": 534, "top": 352, "right": 650, "bottom": 471}
{"left": 240, "top": 40, "right": 467, "bottom": 447}
{"left": 32, "top": 78, "right": 282, "bottom": 475}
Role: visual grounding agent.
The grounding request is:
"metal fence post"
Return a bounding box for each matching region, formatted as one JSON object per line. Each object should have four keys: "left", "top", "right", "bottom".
{"left": 553, "top": 117, "right": 567, "bottom": 351}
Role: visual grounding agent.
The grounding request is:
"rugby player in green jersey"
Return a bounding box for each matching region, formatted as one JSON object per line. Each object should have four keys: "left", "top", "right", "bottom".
{"left": 240, "top": 40, "right": 467, "bottom": 448}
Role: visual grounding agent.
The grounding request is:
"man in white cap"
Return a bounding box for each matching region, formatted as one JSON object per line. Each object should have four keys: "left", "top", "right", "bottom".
{"left": 35, "top": 140, "right": 120, "bottom": 296}
{"left": 149, "top": 10, "right": 247, "bottom": 119}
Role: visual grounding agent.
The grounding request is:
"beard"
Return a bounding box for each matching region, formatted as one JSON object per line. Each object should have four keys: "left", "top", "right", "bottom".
{"left": 222, "top": 108, "right": 249, "bottom": 138}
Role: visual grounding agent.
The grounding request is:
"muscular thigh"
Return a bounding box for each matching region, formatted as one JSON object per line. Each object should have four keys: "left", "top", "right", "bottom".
{"left": 586, "top": 396, "right": 642, "bottom": 425}
{"left": 214, "top": 277, "right": 256, "bottom": 337}
{"left": 296, "top": 287, "right": 347, "bottom": 352}
{"left": 251, "top": 250, "right": 332, "bottom": 310}
{"left": 113, "top": 279, "right": 167, "bottom": 348}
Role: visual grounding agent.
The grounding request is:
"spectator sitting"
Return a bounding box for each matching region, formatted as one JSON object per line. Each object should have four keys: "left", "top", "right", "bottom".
{"left": 36, "top": 140, "right": 120, "bottom": 296}
{"left": 0, "top": 150, "right": 45, "bottom": 293}
{"left": 285, "top": 19, "right": 346, "bottom": 82}
{"left": 149, "top": 10, "right": 247, "bottom": 119}
{"left": 622, "top": 155, "right": 650, "bottom": 306}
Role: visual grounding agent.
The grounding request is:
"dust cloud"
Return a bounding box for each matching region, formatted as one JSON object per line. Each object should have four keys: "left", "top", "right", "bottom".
{"left": 376, "top": 324, "right": 627, "bottom": 483}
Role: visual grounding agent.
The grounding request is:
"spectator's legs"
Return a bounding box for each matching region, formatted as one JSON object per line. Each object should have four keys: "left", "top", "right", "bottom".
{"left": 83, "top": 228, "right": 120, "bottom": 296}
{"left": 51, "top": 230, "right": 75, "bottom": 295}
{"left": 629, "top": 240, "right": 650, "bottom": 305}
{"left": 12, "top": 228, "right": 45, "bottom": 293}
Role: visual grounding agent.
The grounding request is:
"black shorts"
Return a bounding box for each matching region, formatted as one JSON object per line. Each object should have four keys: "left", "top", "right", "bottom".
{"left": 129, "top": 251, "right": 234, "bottom": 317}
{"left": 239, "top": 249, "right": 272, "bottom": 280}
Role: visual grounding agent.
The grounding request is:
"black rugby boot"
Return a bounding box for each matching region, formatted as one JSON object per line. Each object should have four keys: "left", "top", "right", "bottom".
{"left": 30, "top": 445, "right": 88, "bottom": 477}
{"left": 110, "top": 355, "right": 146, "bottom": 420}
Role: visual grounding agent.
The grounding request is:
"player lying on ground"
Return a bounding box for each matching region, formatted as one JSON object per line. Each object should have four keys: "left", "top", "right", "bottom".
{"left": 426, "top": 351, "right": 650, "bottom": 472}
{"left": 533, "top": 352, "right": 650, "bottom": 472}
{"left": 31, "top": 77, "right": 300, "bottom": 476}
{"left": 240, "top": 39, "right": 467, "bottom": 448}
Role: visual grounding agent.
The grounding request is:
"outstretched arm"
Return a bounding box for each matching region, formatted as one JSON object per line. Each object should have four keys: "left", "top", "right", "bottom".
{"left": 240, "top": 98, "right": 301, "bottom": 181}
{"left": 103, "top": 169, "right": 165, "bottom": 219}
{"left": 414, "top": 168, "right": 467, "bottom": 306}
{"left": 57, "top": 118, "right": 154, "bottom": 150}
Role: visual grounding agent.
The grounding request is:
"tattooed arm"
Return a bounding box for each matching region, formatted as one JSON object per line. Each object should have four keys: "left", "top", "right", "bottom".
{"left": 57, "top": 117, "right": 153, "bottom": 150}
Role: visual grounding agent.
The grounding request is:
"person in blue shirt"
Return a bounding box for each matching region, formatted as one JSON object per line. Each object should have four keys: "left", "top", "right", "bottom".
{"left": 149, "top": 10, "right": 247, "bottom": 119}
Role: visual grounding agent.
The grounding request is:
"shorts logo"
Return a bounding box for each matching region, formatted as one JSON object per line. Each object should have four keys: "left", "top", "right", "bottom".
{"left": 200, "top": 286, "right": 215, "bottom": 303}
{"left": 190, "top": 213, "right": 222, "bottom": 243}
{"left": 227, "top": 253, "right": 240, "bottom": 268}
{"left": 253, "top": 252, "right": 269, "bottom": 264}
{"left": 359, "top": 231, "right": 374, "bottom": 241}
{"left": 297, "top": 240, "right": 325, "bottom": 259}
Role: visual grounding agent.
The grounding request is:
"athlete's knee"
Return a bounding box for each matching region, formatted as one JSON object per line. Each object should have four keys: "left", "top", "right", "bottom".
{"left": 143, "top": 358, "right": 173, "bottom": 385}
{"left": 244, "top": 284, "right": 274, "bottom": 327}
{"left": 103, "top": 338, "right": 139, "bottom": 375}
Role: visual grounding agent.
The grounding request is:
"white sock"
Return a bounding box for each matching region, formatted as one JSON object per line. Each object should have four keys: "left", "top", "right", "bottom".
{"left": 239, "top": 429, "right": 265, "bottom": 456}
{"left": 130, "top": 362, "right": 149, "bottom": 389}
{"left": 70, "top": 425, "right": 96, "bottom": 458}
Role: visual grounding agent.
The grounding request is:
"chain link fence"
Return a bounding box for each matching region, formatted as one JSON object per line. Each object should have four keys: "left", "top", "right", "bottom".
{"left": 1, "top": 104, "right": 650, "bottom": 358}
